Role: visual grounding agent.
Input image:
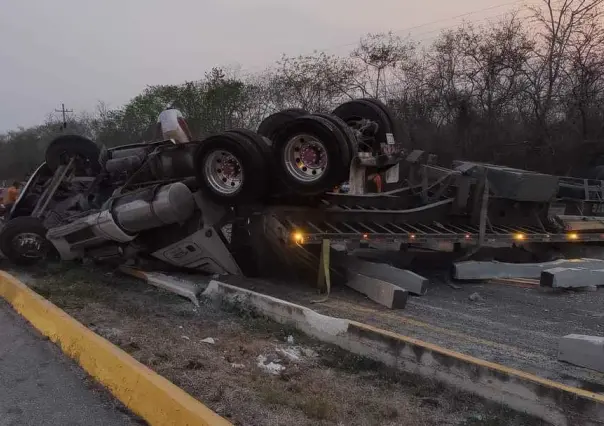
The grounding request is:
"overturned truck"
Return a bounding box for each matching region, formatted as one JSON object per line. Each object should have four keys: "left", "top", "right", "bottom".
{"left": 1, "top": 99, "right": 604, "bottom": 281}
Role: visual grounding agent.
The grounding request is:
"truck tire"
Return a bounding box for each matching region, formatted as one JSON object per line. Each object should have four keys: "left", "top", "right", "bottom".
{"left": 312, "top": 113, "right": 358, "bottom": 179}
{"left": 0, "top": 216, "right": 51, "bottom": 265}
{"left": 360, "top": 98, "right": 404, "bottom": 143}
{"left": 226, "top": 128, "right": 273, "bottom": 161}
{"left": 45, "top": 134, "right": 102, "bottom": 174}
{"left": 194, "top": 132, "right": 269, "bottom": 205}
{"left": 257, "top": 108, "right": 308, "bottom": 142}
{"left": 271, "top": 115, "right": 350, "bottom": 195}
{"left": 332, "top": 99, "right": 396, "bottom": 151}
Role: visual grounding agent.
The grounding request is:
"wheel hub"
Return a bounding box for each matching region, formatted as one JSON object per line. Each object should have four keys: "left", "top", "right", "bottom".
{"left": 12, "top": 232, "right": 45, "bottom": 259}
{"left": 204, "top": 150, "right": 243, "bottom": 195}
{"left": 345, "top": 118, "right": 378, "bottom": 152}
{"left": 284, "top": 135, "right": 328, "bottom": 182}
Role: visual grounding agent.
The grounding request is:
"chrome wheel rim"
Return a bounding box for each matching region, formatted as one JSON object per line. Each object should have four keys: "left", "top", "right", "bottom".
{"left": 12, "top": 232, "right": 45, "bottom": 259}
{"left": 283, "top": 134, "right": 328, "bottom": 183}
{"left": 204, "top": 150, "right": 243, "bottom": 195}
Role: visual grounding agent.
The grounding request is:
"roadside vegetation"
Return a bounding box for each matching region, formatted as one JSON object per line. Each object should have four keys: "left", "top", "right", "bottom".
{"left": 2, "top": 0, "right": 604, "bottom": 180}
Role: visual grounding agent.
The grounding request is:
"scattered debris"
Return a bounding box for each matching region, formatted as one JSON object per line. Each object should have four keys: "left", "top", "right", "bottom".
{"left": 181, "top": 335, "right": 190, "bottom": 341}
{"left": 276, "top": 347, "right": 301, "bottom": 362}
{"left": 201, "top": 337, "right": 216, "bottom": 344}
{"left": 300, "top": 347, "right": 318, "bottom": 358}
{"left": 489, "top": 278, "right": 540, "bottom": 289}
{"left": 286, "top": 335, "right": 294, "bottom": 344}
{"left": 231, "top": 363, "right": 245, "bottom": 369}
{"left": 468, "top": 292, "right": 484, "bottom": 302}
{"left": 256, "top": 354, "right": 285, "bottom": 375}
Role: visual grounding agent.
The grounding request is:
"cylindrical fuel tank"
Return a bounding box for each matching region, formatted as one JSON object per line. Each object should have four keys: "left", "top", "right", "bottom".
{"left": 105, "top": 155, "right": 143, "bottom": 175}
{"left": 150, "top": 144, "right": 196, "bottom": 179}
{"left": 110, "top": 147, "right": 147, "bottom": 160}
{"left": 111, "top": 182, "right": 195, "bottom": 234}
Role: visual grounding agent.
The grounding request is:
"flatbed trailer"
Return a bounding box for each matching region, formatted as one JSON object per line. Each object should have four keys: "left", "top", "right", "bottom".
{"left": 259, "top": 152, "right": 604, "bottom": 257}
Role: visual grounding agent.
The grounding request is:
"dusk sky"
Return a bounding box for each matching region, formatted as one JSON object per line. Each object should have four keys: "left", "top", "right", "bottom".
{"left": 0, "top": 0, "right": 523, "bottom": 131}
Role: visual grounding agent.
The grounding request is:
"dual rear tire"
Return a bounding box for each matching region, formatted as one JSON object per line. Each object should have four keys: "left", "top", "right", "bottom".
{"left": 194, "top": 131, "right": 271, "bottom": 205}
{"left": 194, "top": 99, "right": 401, "bottom": 205}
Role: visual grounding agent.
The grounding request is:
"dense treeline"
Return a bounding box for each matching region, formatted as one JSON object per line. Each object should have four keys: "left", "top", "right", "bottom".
{"left": 1, "top": 0, "right": 603, "bottom": 180}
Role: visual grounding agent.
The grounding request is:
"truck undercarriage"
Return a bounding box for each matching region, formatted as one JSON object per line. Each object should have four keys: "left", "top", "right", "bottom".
{"left": 2, "top": 98, "right": 604, "bottom": 290}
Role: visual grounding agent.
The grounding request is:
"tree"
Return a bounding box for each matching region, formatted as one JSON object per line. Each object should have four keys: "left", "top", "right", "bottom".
{"left": 202, "top": 67, "right": 252, "bottom": 132}
{"left": 269, "top": 52, "right": 358, "bottom": 112}
{"left": 524, "top": 0, "right": 604, "bottom": 139}
{"left": 351, "top": 32, "right": 416, "bottom": 99}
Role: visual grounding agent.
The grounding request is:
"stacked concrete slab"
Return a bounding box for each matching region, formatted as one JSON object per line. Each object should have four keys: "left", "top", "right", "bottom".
{"left": 334, "top": 253, "right": 429, "bottom": 309}
{"left": 453, "top": 258, "right": 604, "bottom": 290}
{"left": 558, "top": 334, "right": 604, "bottom": 373}
{"left": 540, "top": 267, "right": 604, "bottom": 289}
{"left": 453, "top": 258, "right": 604, "bottom": 281}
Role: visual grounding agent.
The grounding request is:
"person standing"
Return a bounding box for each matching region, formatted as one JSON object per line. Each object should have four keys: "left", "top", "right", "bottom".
{"left": 2, "top": 181, "right": 20, "bottom": 218}
{"left": 155, "top": 105, "right": 193, "bottom": 143}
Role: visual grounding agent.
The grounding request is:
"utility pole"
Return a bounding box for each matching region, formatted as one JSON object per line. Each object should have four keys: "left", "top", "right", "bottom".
{"left": 54, "top": 103, "right": 73, "bottom": 130}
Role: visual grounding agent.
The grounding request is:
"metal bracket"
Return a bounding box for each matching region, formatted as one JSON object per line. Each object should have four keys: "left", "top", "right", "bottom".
{"left": 348, "top": 158, "right": 367, "bottom": 195}
{"left": 31, "top": 158, "right": 75, "bottom": 218}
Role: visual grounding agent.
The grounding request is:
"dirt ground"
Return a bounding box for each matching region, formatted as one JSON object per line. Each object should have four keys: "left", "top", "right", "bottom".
{"left": 8, "top": 263, "right": 548, "bottom": 426}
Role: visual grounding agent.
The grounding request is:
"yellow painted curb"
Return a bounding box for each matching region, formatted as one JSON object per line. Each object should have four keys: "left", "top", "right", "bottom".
{"left": 0, "top": 270, "right": 232, "bottom": 426}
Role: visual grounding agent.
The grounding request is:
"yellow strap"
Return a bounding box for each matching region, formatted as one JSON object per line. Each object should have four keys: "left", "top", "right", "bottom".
{"left": 312, "top": 239, "right": 331, "bottom": 303}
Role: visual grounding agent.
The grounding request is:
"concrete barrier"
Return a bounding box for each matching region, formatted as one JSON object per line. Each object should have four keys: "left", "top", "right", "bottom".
{"left": 453, "top": 258, "right": 604, "bottom": 280}
{"left": 120, "top": 267, "right": 202, "bottom": 306}
{"left": 122, "top": 268, "right": 604, "bottom": 426}
{"left": 344, "top": 272, "right": 409, "bottom": 309}
{"left": 541, "top": 267, "right": 604, "bottom": 289}
{"left": 559, "top": 334, "right": 604, "bottom": 373}
{"left": 0, "top": 270, "right": 231, "bottom": 426}
{"left": 335, "top": 255, "right": 428, "bottom": 295}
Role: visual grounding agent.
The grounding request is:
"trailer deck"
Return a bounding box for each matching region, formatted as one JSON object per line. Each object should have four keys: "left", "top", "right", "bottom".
{"left": 281, "top": 217, "right": 603, "bottom": 246}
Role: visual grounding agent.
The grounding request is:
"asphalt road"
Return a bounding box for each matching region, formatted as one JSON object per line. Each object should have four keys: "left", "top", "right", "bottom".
{"left": 0, "top": 299, "right": 137, "bottom": 426}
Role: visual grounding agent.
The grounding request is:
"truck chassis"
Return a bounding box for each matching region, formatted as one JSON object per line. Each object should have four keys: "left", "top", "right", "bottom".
{"left": 1, "top": 98, "right": 604, "bottom": 284}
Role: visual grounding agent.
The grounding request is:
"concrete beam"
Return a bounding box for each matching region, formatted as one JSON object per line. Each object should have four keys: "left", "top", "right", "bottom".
{"left": 336, "top": 255, "right": 428, "bottom": 296}
{"left": 540, "top": 267, "right": 604, "bottom": 289}
{"left": 453, "top": 258, "right": 604, "bottom": 281}
{"left": 345, "top": 272, "right": 408, "bottom": 309}
{"left": 559, "top": 334, "right": 604, "bottom": 373}
{"left": 119, "top": 267, "right": 203, "bottom": 306}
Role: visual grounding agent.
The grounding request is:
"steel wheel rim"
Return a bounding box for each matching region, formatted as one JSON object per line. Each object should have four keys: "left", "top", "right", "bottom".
{"left": 283, "top": 134, "right": 328, "bottom": 183}
{"left": 11, "top": 232, "right": 45, "bottom": 259}
{"left": 203, "top": 150, "right": 244, "bottom": 195}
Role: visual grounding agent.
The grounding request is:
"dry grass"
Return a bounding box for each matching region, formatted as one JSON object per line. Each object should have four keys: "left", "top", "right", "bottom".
{"left": 10, "top": 263, "right": 550, "bottom": 426}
